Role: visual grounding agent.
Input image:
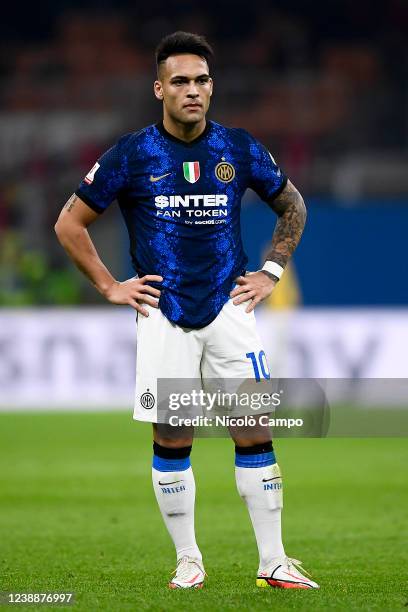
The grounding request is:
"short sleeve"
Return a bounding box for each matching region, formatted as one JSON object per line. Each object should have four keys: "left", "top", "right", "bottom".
{"left": 247, "top": 134, "right": 287, "bottom": 204}
{"left": 75, "top": 134, "right": 131, "bottom": 213}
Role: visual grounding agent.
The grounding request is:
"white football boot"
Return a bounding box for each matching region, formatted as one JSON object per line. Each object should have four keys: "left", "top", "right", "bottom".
{"left": 257, "top": 557, "right": 319, "bottom": 589}
{"left": 168, "top": 556, "right": 206, "bottom": 589}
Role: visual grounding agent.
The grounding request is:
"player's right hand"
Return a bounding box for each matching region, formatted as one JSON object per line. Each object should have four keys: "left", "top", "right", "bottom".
{"left": 105, "top": 275, "right": 163, "bottom": 316}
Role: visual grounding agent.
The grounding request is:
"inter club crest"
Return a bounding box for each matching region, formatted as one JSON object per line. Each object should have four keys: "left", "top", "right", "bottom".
{"left": 140, "top": 389, "right": 155, "bottom": 409}
{"left": 183, "top": 161, "right": 200, "bottom": 183}
{"left": 215, "top": 160, "right": 235, "bottom": 183}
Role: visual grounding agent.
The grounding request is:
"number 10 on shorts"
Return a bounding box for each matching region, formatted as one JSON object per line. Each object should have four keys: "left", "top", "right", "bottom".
{"left": 246, "top": 350, "right": 271, "bottom": 382}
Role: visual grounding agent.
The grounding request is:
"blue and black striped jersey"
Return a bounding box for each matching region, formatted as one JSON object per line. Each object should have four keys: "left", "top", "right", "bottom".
{"left": 76, "top": 120, "right": 286, "bottom": 328}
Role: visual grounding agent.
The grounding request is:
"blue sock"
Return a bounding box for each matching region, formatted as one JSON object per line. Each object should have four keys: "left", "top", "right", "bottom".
{"left": 152, "top": 441, "right": 192, "bottom": 471}
{"left": 152, "top": 454, "right": 191, "bottom": 471}
{"left": 235, "top": 441, "right": 276, "bottom": 468}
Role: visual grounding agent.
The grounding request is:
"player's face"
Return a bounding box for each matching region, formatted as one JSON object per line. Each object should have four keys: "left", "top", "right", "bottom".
{"left": 154, "top": 54, "right": 213, "bottom": 125}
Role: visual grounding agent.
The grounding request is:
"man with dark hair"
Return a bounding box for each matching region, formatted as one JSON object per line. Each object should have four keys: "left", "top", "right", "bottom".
{"left": 55, "top": 31, "right": 319, "bottom": 591}
{"left": 156, "top": 31, "right": 213, "bottom": 67}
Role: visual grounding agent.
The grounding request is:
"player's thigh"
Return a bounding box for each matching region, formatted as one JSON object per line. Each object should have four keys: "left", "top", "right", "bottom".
{"left": 134, "top": 304, "right": 202, "bottom": 422}
{"left": 202, "top": 299, "right": 273, "bottom": 437}
{"left": 202, "top": 299, "right": 270, "bottom": 381}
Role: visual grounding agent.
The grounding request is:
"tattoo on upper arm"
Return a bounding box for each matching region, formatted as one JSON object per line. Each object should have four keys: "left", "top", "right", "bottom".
{"left": 64, "top": 194, "right": 78, "bottom": 212}
{"left": 264, "top": 181, "right": 307, "bottom": 268}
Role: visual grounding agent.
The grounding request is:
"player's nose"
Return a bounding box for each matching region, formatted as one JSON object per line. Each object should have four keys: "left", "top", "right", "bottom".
{"left": 186, "top": 82, "right": 199, "bottom": 97}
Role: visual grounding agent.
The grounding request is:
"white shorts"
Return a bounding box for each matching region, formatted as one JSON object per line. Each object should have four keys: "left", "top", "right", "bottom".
{"left": 133, "top": 298, "right": 271, "bottom": 423}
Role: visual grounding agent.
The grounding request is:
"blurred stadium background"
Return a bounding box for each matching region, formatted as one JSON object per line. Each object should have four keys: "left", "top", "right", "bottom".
{"left": 1, "top": 0, "right": 407, "bottom": 406}
{"left": 1, "top": 2, "right": 407, "bottom": 610}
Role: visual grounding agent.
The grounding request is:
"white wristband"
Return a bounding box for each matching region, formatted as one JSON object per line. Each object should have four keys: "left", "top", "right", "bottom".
{"left": 262, "top": 261, "right": 284, "bottom": 280}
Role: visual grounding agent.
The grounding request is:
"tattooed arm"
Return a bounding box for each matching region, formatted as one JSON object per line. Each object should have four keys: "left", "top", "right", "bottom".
{"left": 54, "top": 194, "right": 162, "bottom": 315}
{"left": 262, "top": 179, "right": 306, "bottom": 277}
{"left": 230, "top": 180, "right": 306, "bottom": 312}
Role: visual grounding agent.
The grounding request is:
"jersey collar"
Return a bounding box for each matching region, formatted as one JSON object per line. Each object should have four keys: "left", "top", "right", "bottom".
{"left": 156, "top": 120, "right": 212, "bottom": 146}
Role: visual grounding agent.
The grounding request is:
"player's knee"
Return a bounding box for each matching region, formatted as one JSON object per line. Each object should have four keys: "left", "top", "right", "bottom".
{"left": 156, "top": 437, "right": 193, "bottom": 449}
{"left": 153, "top": 424, "right": 193, "bottom": 448}
{"left": 229, "top": 418, "right": 271, "bottom": 448}
{"left": 231, "top": 433, "right": 271, "bottom": 448}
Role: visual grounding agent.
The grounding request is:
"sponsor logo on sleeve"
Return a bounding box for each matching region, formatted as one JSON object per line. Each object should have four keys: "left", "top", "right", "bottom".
{"left": 84, "top": 162, "right": 100, "bottom": 185}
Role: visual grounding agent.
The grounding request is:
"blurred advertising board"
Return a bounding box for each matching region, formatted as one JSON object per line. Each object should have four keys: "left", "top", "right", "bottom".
{"left": 0, "top": 308, "right": 407, "bottom": 409}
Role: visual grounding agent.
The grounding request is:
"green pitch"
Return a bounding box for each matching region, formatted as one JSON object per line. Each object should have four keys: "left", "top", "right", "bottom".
{"left": 1, "top": 412, "right": 407, "bottom": 611}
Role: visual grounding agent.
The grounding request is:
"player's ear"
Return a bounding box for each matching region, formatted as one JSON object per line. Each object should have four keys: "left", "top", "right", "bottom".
{"left": 154, "top": 80, "right": 164, "bottom": 101}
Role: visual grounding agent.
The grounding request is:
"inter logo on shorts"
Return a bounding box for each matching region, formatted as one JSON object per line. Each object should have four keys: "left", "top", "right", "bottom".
{"left": 140, "top": 390, "right": 155, "bottom": 409}
{"left": 215, "top": 161, "right": 235, "bottom": 183}
{"left": 183, "top": 161, "right": 200, "bottom": 183}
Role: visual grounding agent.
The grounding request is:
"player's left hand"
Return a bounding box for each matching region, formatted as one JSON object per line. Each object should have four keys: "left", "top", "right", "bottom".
{"left": 230, "top": 271, "right": 276, "bottom": 313}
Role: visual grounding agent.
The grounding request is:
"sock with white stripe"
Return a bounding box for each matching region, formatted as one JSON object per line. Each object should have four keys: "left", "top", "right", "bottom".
{"left": 235, "top": 442, "right": 285, "bottom": 571}
{"left": 152, "top": 442, "right": 201, "bottom": 561}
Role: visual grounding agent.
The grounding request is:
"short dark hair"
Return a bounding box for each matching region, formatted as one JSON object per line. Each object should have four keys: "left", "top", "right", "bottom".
{"left": 156, "top": 31, "right": 214, "bottom": 71}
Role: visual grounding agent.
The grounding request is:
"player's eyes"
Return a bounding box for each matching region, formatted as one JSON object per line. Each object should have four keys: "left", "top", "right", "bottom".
{"left": 171, "top": 78, "right": 208, "bottom": 86}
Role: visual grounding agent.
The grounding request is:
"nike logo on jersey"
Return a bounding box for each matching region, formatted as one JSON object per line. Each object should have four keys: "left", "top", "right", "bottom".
{"left": 158, "top": 479, "right": 184, "bottom": 486}
{"left": 150, "top": 172, "right": 171, "bottom": 182}
{"left": 262, "top": 476, "right": 281, "bottom": 482}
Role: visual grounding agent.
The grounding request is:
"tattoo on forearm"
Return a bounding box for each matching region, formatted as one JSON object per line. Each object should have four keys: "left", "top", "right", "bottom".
{"left": 265, "top": 181, "right": 306, "bottom": 268}
{"left": 64, "top": 194, "right": 78, "bottom": 212}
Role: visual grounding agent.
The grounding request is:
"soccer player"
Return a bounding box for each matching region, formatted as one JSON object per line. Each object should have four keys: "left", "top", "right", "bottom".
{"left": 55, "top": 31, "right": 319, "bottom": 590}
